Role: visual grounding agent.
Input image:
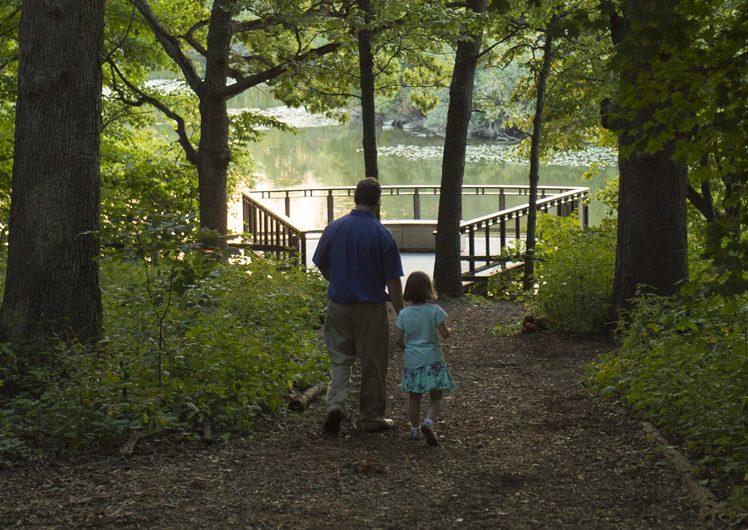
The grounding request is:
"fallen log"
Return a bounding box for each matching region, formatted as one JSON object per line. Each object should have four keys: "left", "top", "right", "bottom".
{"left": 641, "top": 422, "right": 723, "bottom": 521}
{"left": 288, "top": 383, "right": 327, "bottom": 412}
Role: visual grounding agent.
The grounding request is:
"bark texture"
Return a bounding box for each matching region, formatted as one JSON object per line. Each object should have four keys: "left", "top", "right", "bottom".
{"left": 358, "top": 0, "right": 378, "bottom": 179}
{"left": 197, "top": 0, "right": 232, "bottom": 242}
{"left": 0, "top": 0, "right": 104, "bottom": 346}
{"left": 523, "top": 30, "right": 553, "bottom": 291}
{"left": 613, "top": 143, "right": 688, "bottom": 307}
{"left": 433, "top": 0, "right": 486, "bottom": 298}
{"left": 610, "top": 0, "right": 688, "bottom": 311}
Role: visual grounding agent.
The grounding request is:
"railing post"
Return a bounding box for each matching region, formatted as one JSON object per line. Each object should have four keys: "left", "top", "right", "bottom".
{"left": 500, "top": 217, "right": 507, "bottom": 249}
{"left": 258, "top": 210, "right": 264, "bottom": 245}
{"left": 327, "top": 190, "right": 334, "bottom": 224}
{"left": 301, "top": 232, "right": 308, "bottom": 268}
{"left": 484, "top": 223, "right": 491, "bottom": 266}
{"left": 274, "top": 218, "right": 281, "bottom": 257}
{"left": 413, "top": 188, "right": 421, "bottom": 220}
{"left": 468, "top": 229, "right": 475, "bottom": 273}
{"left": 583, "top": 201, "right": 589, "bottom": 227}
{"left": 289, "top": 233, "right": 299, "bottom": 264}
{"left": 499, "top": 188, "right": 506, "bottom": 211}
{"left": 285, "top": 192, "right": 291, "bottom": 217}
{"left": 242, "top": 198, "right": 251, "bottom": 235}
{"left": 515, "top": 215, "right": 521, "bottom": 241}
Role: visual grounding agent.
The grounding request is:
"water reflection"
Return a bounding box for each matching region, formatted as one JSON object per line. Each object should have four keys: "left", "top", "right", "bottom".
{"left": 240, "top": 123, "right": 616, "bottom": 227}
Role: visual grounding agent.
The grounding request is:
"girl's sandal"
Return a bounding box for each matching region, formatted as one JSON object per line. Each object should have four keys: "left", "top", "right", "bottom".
{"left": 420, "top": 423, "right": 439, "bottom": 446}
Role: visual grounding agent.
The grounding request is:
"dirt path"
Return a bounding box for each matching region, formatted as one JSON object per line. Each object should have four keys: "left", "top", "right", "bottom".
{"left": 0, "top": 299, "right": 707, "bottom": 529}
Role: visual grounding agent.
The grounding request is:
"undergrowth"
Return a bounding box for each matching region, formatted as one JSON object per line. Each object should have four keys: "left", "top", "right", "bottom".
{"left": 488, "top": 209, "right": 748, "bottom": 519}
{"left": 486, "top": 213, "right": 616, "bottom": 335}
{"left": 590, "top": 284, "right": 748, "bottom": 522}
{"left": 0, "top": 213, "right": 328, "bottom": 461}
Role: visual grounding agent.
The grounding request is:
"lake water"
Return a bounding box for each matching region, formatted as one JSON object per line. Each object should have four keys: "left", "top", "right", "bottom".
{"left": 239, "top": 123, "right": 614, "bottom": 225}
{"left": 220, "top": 95, "right": 618, "bottom": 230}
{"left": 146, "top": 84, "right": 617, "bottom": 227}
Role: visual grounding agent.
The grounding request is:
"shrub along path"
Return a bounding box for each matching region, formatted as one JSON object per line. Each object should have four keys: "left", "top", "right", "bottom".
{"left": 0, "top": 299, "right": 707, "bottom": 529}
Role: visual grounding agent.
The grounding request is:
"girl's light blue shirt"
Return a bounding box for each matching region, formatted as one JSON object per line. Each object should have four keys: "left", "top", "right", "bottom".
{"left": 395, "top": 303, "right": 448, "bottom": 369}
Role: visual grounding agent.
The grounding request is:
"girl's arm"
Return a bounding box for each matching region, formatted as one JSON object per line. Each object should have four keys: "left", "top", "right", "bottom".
{"left": 438, "top": 320, "right": 451, "bottom": 339}
{"left": 394, "top": 327, "right": 405, "bottom": 348}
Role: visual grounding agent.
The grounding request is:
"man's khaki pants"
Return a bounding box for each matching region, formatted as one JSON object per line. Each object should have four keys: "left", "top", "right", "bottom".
{"left": 323, "top": 301, "right": 389, "bottom": 425}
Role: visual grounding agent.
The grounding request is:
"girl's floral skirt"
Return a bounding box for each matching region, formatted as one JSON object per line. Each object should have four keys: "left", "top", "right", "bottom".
{"left": 400, "top": 361, "right": 455, "bottom": 394}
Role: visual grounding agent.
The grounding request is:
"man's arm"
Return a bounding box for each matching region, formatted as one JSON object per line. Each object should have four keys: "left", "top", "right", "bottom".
{"left": 386, "top": 278, "right": 404, "bottom": 314}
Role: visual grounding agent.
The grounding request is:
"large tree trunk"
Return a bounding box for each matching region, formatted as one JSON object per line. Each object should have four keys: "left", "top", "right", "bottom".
{"left": 197, "top": 0, "right": 232, "bottom": 243}
{"left": 358, "top": 0, "right": 378, "bottom": 179}
{"left": 613, "top": 144, "right": 688, "bottom": 307}
{"left": 609, "top": 0, "right": 688, "bottom": 312}
{"left": 0, "top": 0, "right": 104, "bottom": 348}
{"left": 433, "top": 0, "right": 486, "bottom": 298}
{"left": 523, "top": 30, "right": 553, "bottom": 291}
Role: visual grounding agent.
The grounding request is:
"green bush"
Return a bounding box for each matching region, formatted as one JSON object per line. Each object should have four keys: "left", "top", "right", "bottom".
{"left": 0, "top": 215, "right": 328, "bottom": 459}
{"left": 591, "top": 286, "right": 748, "bottom": 514}
{"left": 526, "top": 214, "right": 616, "bottom": 335}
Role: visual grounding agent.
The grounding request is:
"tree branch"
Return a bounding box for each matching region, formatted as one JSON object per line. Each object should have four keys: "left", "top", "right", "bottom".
{"left": 1, "top": 6, "right": 20, "bottom": 27}
{"left": 129, "top": 0, "right": 203, "bottom": 93}
{"left": 103, "top": 3, "right": 138, "bottom": 64}
{"left": 182, "top": 20, "right": 210, "bottom": 58}
{"left": 220, "top": 41, "right": 341, "bottom": 98}
{"left": 106, "top": 59, "right": 199, "bottom": 165}
{"left": 231, "top": 18, "right": 281, "bottom": 34}
{"left": 687, "top": 183, "right": 717, "bottom": 221}
{"left": 0, "top": 55, "right": 18, "bottom": 73}
{"left": 476, "top": 23, "right": 529, "bottom": 60}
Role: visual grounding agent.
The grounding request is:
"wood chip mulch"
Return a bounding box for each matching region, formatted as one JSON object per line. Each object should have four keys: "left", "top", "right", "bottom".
{"left": 0, "top": 299, "right": 713, "bottom": 529}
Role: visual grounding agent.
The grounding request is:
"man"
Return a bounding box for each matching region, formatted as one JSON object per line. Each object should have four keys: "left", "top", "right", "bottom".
{"left": 312, "top": 177, "right": 404, "bottom": 434}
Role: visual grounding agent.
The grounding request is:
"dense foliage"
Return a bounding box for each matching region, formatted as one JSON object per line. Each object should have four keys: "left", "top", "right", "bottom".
{"left": 0, "top": 216, "right": 328, "bottom": 460}
{"left": 591, "top": 286, "right": 748, "bottom": 518}
{"left": 527, "top": 213, "right": 616, "bottom": 335}
{"left": 1, "top": 0, "right": 747, "bottom": 517}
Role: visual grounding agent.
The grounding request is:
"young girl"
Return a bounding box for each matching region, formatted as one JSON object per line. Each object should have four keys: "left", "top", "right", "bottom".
{"left": 394, "top": 271, "right": 455, "bottom": 446}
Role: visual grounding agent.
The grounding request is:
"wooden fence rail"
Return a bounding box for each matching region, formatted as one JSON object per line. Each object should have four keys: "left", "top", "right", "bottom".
{"left": 241, "top": 184, "right": 589, "bottom": 281}
{"left": 459, "top": 187, "right": 589, "bottom": 280}
{"left": 241, "top": 194, "right": 314, "bottom": 265}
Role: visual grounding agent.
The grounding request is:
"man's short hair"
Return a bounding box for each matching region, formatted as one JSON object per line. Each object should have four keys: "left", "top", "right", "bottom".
{"left": 354, "top": 177, "right": 381, "bottom": 207}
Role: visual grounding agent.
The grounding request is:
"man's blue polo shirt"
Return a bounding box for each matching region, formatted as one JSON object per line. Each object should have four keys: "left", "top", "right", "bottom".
{"left": 312, "top": 209, "right": 403, "bottom": 304}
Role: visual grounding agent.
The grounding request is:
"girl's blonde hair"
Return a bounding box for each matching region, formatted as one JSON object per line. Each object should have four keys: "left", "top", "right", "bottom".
{"left": 403, "top": 271, "right": 437, "bottom": 303}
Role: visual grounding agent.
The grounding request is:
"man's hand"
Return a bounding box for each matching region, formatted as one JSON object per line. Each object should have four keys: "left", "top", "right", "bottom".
{"left": 386, "top": 278, "right": 404, "bottom": 314}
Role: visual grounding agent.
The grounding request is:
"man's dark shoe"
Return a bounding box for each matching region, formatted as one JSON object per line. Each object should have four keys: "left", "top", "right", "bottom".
{"left": 323, "top": 409, "right": 345, "bottom": 434}
{"left": 363, "top": 418, "right": 395, "bottom": 432}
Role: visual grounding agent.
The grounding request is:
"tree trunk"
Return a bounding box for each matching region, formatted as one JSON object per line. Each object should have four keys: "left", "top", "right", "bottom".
{"left": 197, "top": 0, "right": 232, "bottom": 243}
{"left": 358, "top": 0, "right": 378, "bottom": 179}
{"left": 433, "top": 0, "right": 486, "bottom": 298}
{"left": 610, "top": 0, "right": 688, "bottom": 312}
{"left": 613, "top": 143, "right": 688, "bottom": 307}
{"left": 0, "top": 0, "right": 104, "bottom": 348}
{"left": 523, "top": 30, "right": 553, "bottom": 291}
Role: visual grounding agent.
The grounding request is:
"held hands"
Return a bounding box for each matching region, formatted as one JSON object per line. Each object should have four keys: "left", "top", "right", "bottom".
{"left": 394, "top": 328, "right": 405, "bottom": 349}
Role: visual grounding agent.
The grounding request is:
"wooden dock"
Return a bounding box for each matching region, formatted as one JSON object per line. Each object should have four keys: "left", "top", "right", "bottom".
{"left": 240, "top": 184, "right": 589, "bottom": 282}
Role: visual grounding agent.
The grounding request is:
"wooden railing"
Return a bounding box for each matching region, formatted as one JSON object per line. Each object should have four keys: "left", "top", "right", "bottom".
{"left": 249, "top": 184, "right": 583, "bottom": 223}
{"left": 241, "top": 193, "right": 317, "bottom": 266}
{"left": 459, "top": 187, "right": 589, "bottom": 280}
{"left": 242, "top": 184, "right": 589, "bottom": 279}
